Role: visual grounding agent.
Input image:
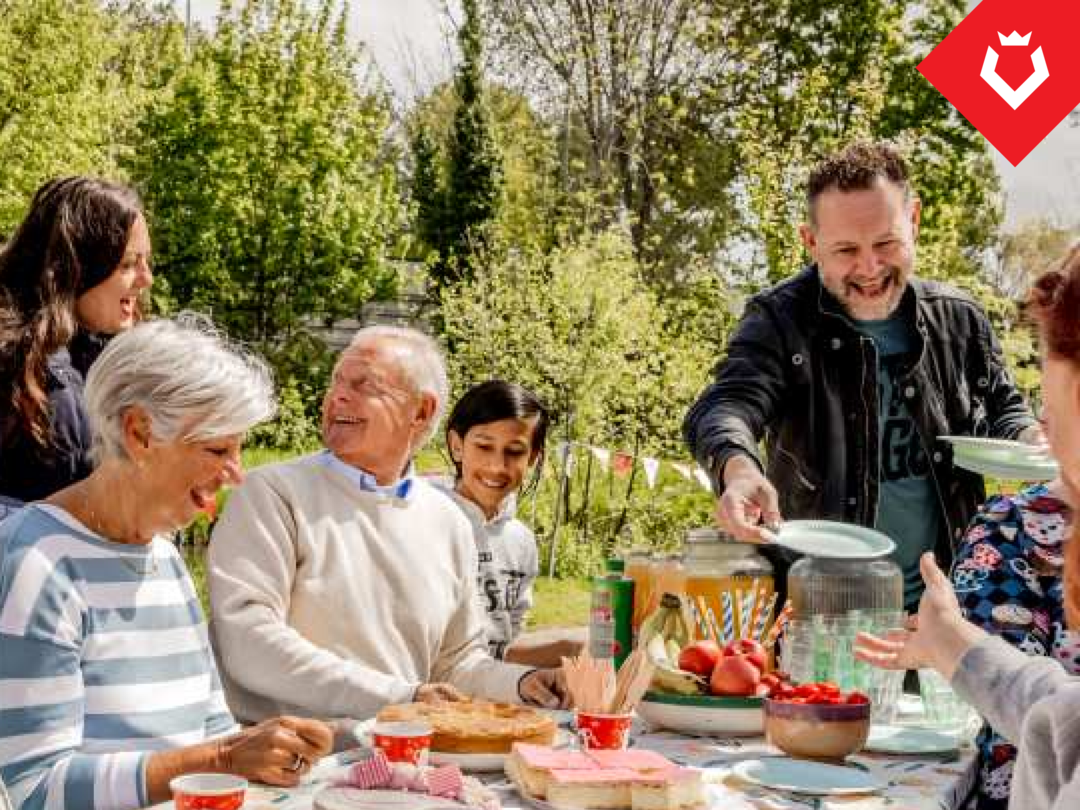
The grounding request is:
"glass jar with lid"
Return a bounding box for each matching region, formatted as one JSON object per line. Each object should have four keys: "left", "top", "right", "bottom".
{"left": 682, "top": 528, "right": 774, "bottom": 641}
{"left": 787, "top": 556, "right": 903, "bottom": 619}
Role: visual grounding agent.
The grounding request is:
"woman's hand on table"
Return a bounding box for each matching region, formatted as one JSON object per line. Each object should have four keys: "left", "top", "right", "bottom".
{"left": 217, "top": 716, "right": 333, "bottom": 787}
{"left": 854, "top": 552, "right": 986, "bottom": 680}
{"left": 519, "top": 668, "right": 570, "bottom": 709}
{"left": 145, "top": 715, "right": 333, "bottom": 803}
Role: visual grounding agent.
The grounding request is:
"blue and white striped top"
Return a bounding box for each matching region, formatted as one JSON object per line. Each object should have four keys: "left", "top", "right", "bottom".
{"left": 0, "top": 505, "right": 237, "bottom": 810}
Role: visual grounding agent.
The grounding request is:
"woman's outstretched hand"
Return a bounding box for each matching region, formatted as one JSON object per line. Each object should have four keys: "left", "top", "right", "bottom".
{"left": 854, "top": 552, "right": 986, "bottom": 680}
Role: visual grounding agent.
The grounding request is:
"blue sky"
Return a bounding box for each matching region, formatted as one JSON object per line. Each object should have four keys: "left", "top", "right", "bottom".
{"left": 176, "top": 0, "right": 1080, "bottom": 229}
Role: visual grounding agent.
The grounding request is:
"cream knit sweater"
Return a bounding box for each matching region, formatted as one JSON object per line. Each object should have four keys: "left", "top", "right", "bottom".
{"left": 207, "top": 454, "right": 530, "bottom": 723}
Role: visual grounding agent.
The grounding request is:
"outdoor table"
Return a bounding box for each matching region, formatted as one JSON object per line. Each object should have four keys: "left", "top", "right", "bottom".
{"left": 150, "top": 722, "right": 978, "bottom": 810}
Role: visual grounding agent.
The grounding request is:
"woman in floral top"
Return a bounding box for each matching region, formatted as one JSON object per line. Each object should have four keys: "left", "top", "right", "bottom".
{"left": 951, "top": 481, "right": 1077, "bottom": 810}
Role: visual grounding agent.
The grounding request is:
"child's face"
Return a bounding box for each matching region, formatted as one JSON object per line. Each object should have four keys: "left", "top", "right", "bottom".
{"left": 450, "top": 416, "right": 540, "bottom": 517}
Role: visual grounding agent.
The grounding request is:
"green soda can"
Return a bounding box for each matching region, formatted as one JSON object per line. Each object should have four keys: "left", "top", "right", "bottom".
{"left": 588, "top": 558, "right": 635, "bottom": 669}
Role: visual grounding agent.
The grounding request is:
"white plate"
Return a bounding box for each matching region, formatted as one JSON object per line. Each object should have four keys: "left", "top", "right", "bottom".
{"left": 864, "top": 725, "right": 961, "bottom": 755}
{"left": 950, "top": 451, "right": 1059, "bottom": 482}
{"left": 315, "top": 787, "right": 467, "bottom": 810}
{"left": 767, "top": 520, "right": 896, "bottom": 560}
{"left": 732, "top": 757, "right": 884, "bottom": 796}
{"left": 940, "top": 436, "right": 1050, "bottom": 457}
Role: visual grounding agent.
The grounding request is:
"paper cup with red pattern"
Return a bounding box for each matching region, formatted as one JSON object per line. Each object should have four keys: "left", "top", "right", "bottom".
{"left": 371, "top": 721, "right": 434, "bottom": 765}
{"left": 575, "top": 711, "right": 633, "bottom": 750}
{"left": 170, "top": 774, "right": 247, "bottom": 810}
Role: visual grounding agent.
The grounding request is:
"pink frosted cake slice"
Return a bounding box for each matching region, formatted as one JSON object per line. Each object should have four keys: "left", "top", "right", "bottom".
{"left": 630, "top": 767, "right": 706, "bottom": 810}
{"left": 507, "top": 744, "right": 597, "bottom": 797}
{"left": 546, "top": 768, "right": 643, "bottom": 810}
{"left": 585, "top": 750, "right": 675, "bottom": 773}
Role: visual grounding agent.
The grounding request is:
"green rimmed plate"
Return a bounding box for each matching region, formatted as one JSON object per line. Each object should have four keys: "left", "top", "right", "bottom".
{"left": 638, "top": 691, "right": 763, "bottom": 736}
{"left": 864, "top": 724, "right": 962, "bottom": 755}
{"left": 767, "top": 520, "right": 896, "bottom": 560}
{"left": 941, "top": 436, "right": 1059, "bottom": 481}
{"left": 732, "top": 757, "right": 885, "bottom": 795}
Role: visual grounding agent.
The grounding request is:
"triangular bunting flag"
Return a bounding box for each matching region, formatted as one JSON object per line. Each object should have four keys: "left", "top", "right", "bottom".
{"left": 693, "top": 466, "right": 713, "bottom": 491}
{"left": 642, "top": 457, "right": 660, "bottom": 488}
{"left": 590, "top": 446, "right": 611, "bottom": 471}
{"left": 612, "top": 451, "right": 634, "bottom": 477}
{"left": 670, "top": 462, "right": 693, "bottom": 481}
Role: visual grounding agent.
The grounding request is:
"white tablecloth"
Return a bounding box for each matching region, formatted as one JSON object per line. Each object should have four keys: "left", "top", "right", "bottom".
{"left": 157, "top": 725, "right": 977, "bottom": 810}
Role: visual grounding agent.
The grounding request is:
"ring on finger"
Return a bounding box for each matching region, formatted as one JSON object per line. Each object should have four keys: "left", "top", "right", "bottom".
{"left": 287, "top": 753, "right": 306, "bottom": 772}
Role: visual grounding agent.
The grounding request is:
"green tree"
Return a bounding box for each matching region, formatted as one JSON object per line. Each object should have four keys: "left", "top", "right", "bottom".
{"left": 418, "top": 0, "right": 504, "bottom": 286}
{"left": 481, "top": 0, "right": 737, "bottom": 274}
{"left": 408, "top": 81, "right": 560, "bottom": 259}
{"left": 132, "top": 0, "right": 401, "bottom": 346}
{"left": 0, "top": 0, "right": 183, "bottom": 234}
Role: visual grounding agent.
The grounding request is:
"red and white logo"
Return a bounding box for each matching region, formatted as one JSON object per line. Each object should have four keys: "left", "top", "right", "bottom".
{"left": 918, "top": 0, "right": 1080, "bottom": 166}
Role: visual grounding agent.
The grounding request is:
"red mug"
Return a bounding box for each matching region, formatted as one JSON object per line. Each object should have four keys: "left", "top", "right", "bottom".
{"left": 170, "top": 774, "right": 247, "bottom": 810}
{"left": 575, "top": 711, "right": 633, "bottom": 750}
{"left": 372, "top": 721, "right": 434, "bottom": 765}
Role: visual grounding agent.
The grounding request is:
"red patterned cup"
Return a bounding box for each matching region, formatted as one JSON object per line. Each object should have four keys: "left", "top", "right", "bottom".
{"left": 170, "top": 774, "right": 247, "bottom": 810}
{"left": 575, "top": 711, "right": 634, "bottom": 750}
{"left": 372, "top": 721, "right": 434, "bottom": 764}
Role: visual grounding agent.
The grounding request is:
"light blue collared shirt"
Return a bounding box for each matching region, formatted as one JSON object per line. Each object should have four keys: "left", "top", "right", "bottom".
{"left": 313, "top": 450, "right": 415, "bottom": 500}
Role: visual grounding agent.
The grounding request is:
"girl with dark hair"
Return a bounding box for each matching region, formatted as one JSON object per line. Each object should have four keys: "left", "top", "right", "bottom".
{"left": 0, "top": 176, "right": 152, "bottom": 513}
{"left": 439, "top": 380, "right": 583, "bottom": 666}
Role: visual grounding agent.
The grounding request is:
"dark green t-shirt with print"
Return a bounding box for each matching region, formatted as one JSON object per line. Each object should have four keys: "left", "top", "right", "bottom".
{"left": 857, "top": 313, "right": 942, "bottom": 610}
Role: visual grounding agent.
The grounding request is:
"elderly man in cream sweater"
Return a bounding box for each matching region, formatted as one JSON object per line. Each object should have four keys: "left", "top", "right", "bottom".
{"left": 207, "top": 326, "right": 566, "bottom": 725}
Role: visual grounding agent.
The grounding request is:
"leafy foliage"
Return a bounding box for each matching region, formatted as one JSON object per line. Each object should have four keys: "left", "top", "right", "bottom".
{"left": 415, "top": 0, "right": 505, "bottom": 286}
{"left": 0, "top": 0, "right": 183, "bottom": 235}
{"left": 130, "top": 0, "right": 402, "bottom": 348}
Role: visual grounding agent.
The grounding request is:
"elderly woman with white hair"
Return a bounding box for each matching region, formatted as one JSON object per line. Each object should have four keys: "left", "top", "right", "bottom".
{"left": 208, "top": 325, "right": 566, "bottom": 728}
{"left": 0, "top": 316, "right": 332, "bottom": 810}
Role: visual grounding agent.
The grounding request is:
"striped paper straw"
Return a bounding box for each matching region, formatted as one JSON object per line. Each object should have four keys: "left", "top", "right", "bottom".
{"left": 706, "top": 605, "right": 724, "bottom": 645}
{"left": 754, "top": 592, "right": 778, "bottom": 642}
{"left": 740, "top": 586, "right": 757, "bottom": 639}
{"left": 722, "top": 590, "right": 736, "bottom": 641}
{"left": 687, "top": 598, "right": 707, "bottom": 640}
{"left": 746, "top": 585, "right": 766, "bottom": 640}
{"left": 692, "top": 596, "right": 710, "bottom": 641}
{"left": 766, "top": 601, "right": 794, "bottom": 646}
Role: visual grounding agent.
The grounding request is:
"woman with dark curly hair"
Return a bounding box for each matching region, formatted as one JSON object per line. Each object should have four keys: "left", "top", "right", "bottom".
{"left": 0, "top": 177, "right": 153, "bottom": 514}
{"left": 858, "top": 245, "right": 1080, "bottom": 810}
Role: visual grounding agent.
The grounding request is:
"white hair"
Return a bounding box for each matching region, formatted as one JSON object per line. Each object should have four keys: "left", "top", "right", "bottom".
{"left": 85, "top": 313, "right": 277, "bottom": 463}
{"left": 343, "top": 325, "right": 448, "bottom": 446}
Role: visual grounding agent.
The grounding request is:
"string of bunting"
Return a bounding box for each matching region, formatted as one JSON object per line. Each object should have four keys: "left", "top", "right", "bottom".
{"left": 553, "top": 441, "right": 714, "bottom": 492}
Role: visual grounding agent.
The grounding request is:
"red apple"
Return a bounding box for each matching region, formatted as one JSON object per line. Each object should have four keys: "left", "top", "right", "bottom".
{"left": 677, "top": 641, "right": 722, "bottom": 677}
{"left": 722, "top": 638, "right": 767, "bottom": 672}
{"left": 709, "top": 653, "right": 762, "bottom": 696}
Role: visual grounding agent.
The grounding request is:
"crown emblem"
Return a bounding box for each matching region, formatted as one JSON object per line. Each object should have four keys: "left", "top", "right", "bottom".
{"left": 998, "top": 31, "right": 1031, "bottom": 46}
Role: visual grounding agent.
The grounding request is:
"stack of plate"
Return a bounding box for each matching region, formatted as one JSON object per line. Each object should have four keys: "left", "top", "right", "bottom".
{"left": 940, "top": 436, "right": 1058, "bottom": 481}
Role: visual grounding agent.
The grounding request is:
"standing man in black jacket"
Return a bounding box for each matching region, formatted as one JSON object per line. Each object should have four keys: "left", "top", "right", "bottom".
{"left": 684, "top": 141, "right": 1042, "bottom": 609}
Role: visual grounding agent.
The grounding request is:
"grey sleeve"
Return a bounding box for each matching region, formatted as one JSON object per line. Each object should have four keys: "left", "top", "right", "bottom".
{"left": 951, "top": 635, "right": 1075, "bottom": 743}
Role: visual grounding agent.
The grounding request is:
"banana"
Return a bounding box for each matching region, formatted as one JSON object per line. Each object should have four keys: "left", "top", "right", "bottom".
{"left": 665, "top": 638, "right": 682, "bottom": 664}
{"left": 650, "top": 662, "right": 706, "bottom": 695}
{"left": 646, "top": 633, "right": 670, "bottom": 667}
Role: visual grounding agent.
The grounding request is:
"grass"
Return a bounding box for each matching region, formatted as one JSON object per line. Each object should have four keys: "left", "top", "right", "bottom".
{"left": 528, "top": 577, "right": 591, "bottom": 629}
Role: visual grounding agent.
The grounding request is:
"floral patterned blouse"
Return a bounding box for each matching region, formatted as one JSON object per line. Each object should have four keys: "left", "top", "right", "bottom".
{"left": 952, "top": 484, "right": 1078, "bottom": 810}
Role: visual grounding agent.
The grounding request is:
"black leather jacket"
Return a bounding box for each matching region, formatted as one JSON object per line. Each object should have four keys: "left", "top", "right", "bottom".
{"left": 684, "top": 265, "right": 1036, "bottom": 565}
